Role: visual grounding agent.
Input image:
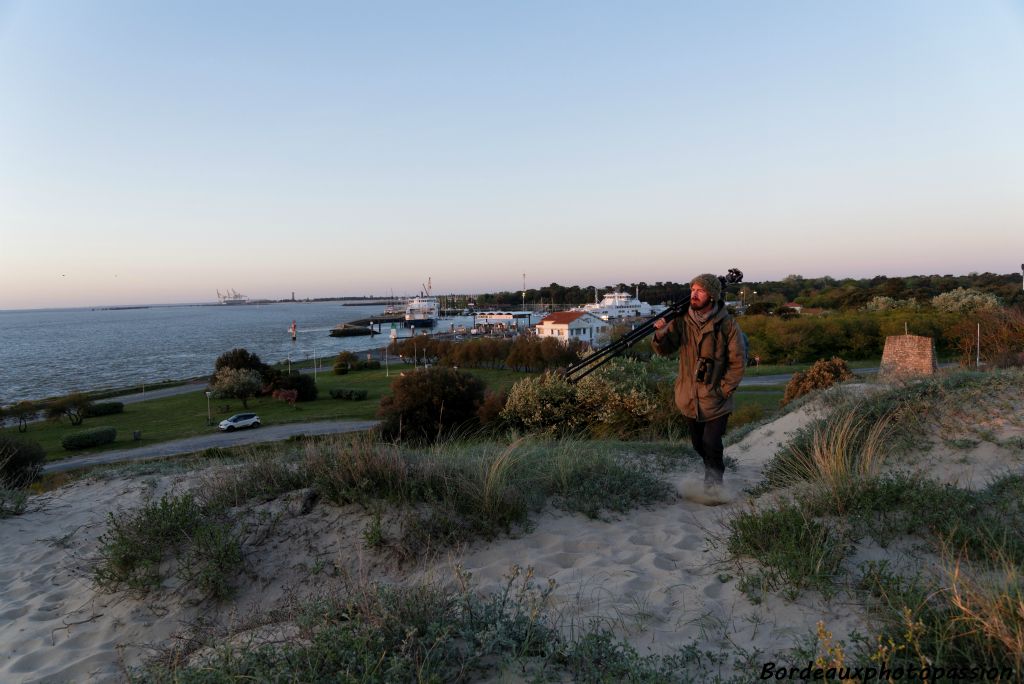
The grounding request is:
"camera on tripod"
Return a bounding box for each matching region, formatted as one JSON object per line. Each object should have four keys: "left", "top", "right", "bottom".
{"left": 695, "top": 357, "right": 714, "bottom": 384}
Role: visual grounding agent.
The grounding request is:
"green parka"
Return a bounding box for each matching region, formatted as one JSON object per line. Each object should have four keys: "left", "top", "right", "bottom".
{"left": 651, "top": 306, "right": 746, "bottom": 421}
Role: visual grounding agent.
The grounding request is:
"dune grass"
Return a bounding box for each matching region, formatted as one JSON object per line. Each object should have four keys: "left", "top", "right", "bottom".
{"left": 92, "top": 434, "right": 689, "bottom": 604}
{"left": 755, "top": 369, "right": 1024, "bottom": 495}
{"left": 136, "top": 565, "right": 736, "bottom": 683}
{"left": 857, "top": 546, "right": 1022, "bottom": 675}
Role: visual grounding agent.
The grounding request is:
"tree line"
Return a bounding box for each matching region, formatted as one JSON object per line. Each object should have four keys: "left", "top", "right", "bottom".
{"left": 388, "top": 335, "right": 586, "bottom": 372}
{"left": 472, "top": 272, "right": 1023, "bottom": 309}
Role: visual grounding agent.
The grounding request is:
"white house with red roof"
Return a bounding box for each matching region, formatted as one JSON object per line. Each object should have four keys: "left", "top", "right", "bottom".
{"left": 535, "top": 311, "right": 609, "bottom": 346}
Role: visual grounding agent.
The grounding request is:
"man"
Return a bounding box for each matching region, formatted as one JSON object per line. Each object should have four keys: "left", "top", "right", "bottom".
{"left": 651, "top": 274, "right": 746, "bottom": 490}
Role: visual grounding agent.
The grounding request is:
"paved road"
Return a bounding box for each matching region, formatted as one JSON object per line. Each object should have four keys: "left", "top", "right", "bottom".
{"left": 42, "top": 420, "right": 380, "bottom": 474}
{"left": 113, "top": 380, "right": 211, "bottom": 404}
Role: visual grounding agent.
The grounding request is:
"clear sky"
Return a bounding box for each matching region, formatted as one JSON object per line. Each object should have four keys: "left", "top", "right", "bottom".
{"left": 1, "top": 1, "right": 1022, "bottom": 309}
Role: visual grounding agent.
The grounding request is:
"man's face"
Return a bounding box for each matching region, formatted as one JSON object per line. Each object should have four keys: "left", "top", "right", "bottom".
{"left": 690, "top": 283, "right": 712, "bottom": 311}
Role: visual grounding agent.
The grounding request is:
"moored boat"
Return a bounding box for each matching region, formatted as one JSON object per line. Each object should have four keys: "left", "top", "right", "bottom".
{"left": 572, "top": 289, "right": 655, "bottom": 320}
{"left": 404, "top": 278, "right": 439, "bottom": 328}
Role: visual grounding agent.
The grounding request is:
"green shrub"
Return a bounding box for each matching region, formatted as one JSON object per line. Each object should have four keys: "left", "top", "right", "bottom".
{"left": 0, "top": 488, "right": 28, "bottom": 517}
{"left": 726, "top": 503, "right": 847, "bottom": 599}
{"left": 83, "top": 401, "right": 124, "bottom": 418}
{"left": 782, "top": 356, "right": 853, "bottom": 405}
{"left": 0, "top": 435, "right": 46, "bottom": 487}
{"left": 61, "top": 426, "right": 117, "bottom": 451}
{"left": 94, "top": 492, "right": 241, "bottom": 599}
{"left": 334, "top": 351, "right": 359, "bottom": 369}
{"left": 329, "top": 388, "right": 369, "bottom": 400}
{"left": 500, "top": 372, "right": 584, "bottom": 435}
{"left": 334, "top": 355, "right": 380, "bottom": 374}
{"left": 501, "top": 359, "right": 663, "bottom": 438}
{"left": 272, "top": 371, "right": 318, "bottom": 401}
{"left": 377, "top": 367, "right": 486, "bottom": 443}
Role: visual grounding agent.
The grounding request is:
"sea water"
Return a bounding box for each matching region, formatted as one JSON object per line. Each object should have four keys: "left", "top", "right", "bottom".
{"left": 0, "top": 301, "right": 478, "bottom": 405}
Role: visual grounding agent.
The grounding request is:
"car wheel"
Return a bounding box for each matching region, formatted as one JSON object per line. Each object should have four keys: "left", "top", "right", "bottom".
{"left": 252, "top": 421, "right": 260, "bottom": 428}
{"left": 226, "top": 426, "right": 235, "bottom": 432}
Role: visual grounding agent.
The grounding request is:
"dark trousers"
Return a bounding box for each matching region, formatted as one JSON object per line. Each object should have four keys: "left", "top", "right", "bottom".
{"left": 686, "top": 414, "right": 730, "bottom": 482}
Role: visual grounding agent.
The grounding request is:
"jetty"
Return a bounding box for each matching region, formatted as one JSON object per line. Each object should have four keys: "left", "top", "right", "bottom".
{"left": 328, "top": 323, "right": 377, "bottom": 338}
{"left": 348, "top": 315, "right": 404, "bottom": 327}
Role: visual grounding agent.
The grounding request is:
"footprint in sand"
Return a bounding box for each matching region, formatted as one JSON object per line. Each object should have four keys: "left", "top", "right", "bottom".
{"left": 703, "top": 581, "right": 725, "bottom": 599}
{"left": 674, "top": 534, "right": 704, "bottom": 551}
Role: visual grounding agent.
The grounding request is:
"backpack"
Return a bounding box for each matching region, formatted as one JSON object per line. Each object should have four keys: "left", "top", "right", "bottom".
{"left": 714, "top": 317, "right": 749, "bottom": 368}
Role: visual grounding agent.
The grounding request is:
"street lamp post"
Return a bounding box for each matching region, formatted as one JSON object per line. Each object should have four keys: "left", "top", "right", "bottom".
{"left": 205, "top": 391, "right": 213, "bottom": 426}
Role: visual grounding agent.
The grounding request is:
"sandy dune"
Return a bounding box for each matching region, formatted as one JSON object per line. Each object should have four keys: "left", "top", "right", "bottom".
{"left": 2, "top": 383, "right": 1022, "bottom": 682}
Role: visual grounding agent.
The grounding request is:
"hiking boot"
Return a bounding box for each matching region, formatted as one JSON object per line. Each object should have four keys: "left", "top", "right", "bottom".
{"left": 704, "top": 468, "right": 724, "bottom": 491}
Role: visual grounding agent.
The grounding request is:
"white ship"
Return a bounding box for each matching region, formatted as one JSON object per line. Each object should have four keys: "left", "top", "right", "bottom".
{"left": 217, "top": 288, "right": 250, "bottom": 305}
{"left": 574, "top": 289, "right": 655, "bottom": 321}
{"left": 404, "top": 278, "right": 439, "bottom": 328}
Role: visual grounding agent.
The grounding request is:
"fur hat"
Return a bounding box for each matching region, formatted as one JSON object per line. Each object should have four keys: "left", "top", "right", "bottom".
{"left": 690, "top": 273, "right": 722, "bottom": 300}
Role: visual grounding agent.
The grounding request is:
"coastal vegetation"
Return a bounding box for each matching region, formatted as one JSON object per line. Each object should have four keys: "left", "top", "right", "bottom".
{"left": 93, "top": 434, "right": 684, "bottom": 598}
{"left": 720, "top": 369, "right": 1024, "bottom": 672}
{"left": 0, "top": 434, "right": 44, "bottom": 515}
{"left": 376, "top": 367, "right": 486, "bottom": 443}
{"left": 74, "top": 367, "right": 1024, "bottom": 680}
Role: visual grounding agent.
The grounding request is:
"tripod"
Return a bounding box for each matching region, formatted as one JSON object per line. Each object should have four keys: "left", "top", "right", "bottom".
{"left": 562, "top": 269, "right": 742, "bottom": 384}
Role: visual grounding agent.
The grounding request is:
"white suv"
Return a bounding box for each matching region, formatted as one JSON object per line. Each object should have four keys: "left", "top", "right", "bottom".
{"left": 218, "top": 413, "right": 261, "bottom": 431}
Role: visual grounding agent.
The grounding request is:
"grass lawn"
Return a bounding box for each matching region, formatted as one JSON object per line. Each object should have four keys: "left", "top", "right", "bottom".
{"left": 6, "top": 365, "right": 528, "bottom": 463}
{"left": 6, "top": 358, "right": 785, "bottom": 464}
{"left": 742, "top": 358, "right": 880, "bottom": 377}
{"left": 734, "top": 384, "right": 786, "bottom": 412}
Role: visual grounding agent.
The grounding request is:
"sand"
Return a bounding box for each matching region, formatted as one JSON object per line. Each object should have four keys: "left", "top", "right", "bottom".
{"left": 3, "top": 382, "right": 1022, "bottom": 682}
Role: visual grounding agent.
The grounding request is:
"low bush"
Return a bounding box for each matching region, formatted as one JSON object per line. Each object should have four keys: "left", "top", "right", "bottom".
{"left": 0, "top": 435, "right": 46, "bottom": 488}
{"left": 782, "top": 357, "right": 853, "bottom": 405}
{"left": 94, "top": 492, "right": 241, "bottom": 599}
{"left": 476, "top": 389, "right": 508, "bottom": 430}
{"left": 377, "top": 367, "right": 485, "bottom": 443}
{"left": 333, "top": 351, "right": 358, "bottom": 370}
{"left": 726, "top": 503, "right": 848, "bottom": 600}
{"left": 272, "top": 371, "right": 318, "bottom": 402}
{"left": 500, "top": 372, "right": 584, "bottom": 435}
{"left": 272, "top": 389, "right": 299, "bottom": 405}
{"left": 61, "top": 426, "right": 117, "bottom": 451}
{"left": 83, "top": 401, "right": 124, "bottom": 418}
{"left": 329, "top": 388, "right": 369, "bottom": 401}
{"left": 500, "top": 359, "right": 665, "bottom": 439}
{"left": 0, "top": 488, "right": 28, "bottom": 517}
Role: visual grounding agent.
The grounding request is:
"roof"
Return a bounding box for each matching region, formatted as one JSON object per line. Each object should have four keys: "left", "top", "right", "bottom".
{"left": 539, "top": 311, "right": 592, "bottom": 325}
